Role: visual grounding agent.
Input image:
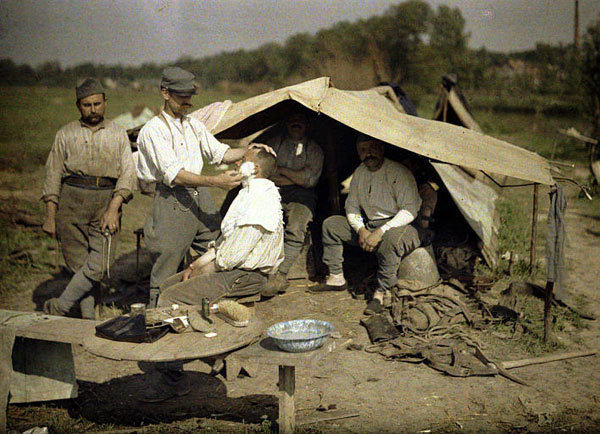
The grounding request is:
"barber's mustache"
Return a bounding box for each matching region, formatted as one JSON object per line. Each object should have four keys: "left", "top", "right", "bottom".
{"left": 362, "top": 156, "right": 378, "bottom": 162}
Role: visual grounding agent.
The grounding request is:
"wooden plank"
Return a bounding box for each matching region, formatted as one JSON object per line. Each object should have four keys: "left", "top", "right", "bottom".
{"left": 84, "top": 317, "right": 262, "bottom": 362}
{"left": 502, "top": 350, "right": 597, "bottom": 370}
{"left": 279, "top": 365, "right": 295, "bottom": 434}
{"left": 0, "top": 310, "right": 95, "bottom": 344}
{"left": 297, "top": 410, "right": 360, "bottom": 426}
{"left": 230, "top": 337, "right": 337, "bottom": 368}
{"left": 0, "top": 329, "right": 15, "bottom": 433}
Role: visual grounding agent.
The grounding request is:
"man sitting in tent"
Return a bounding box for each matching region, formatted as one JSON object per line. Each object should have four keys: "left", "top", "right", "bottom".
{"left": 310, "top": 134, "right": 422, "bottom": 315}
{"left": 263, "top": 110, "right": 324, "bottom": 294}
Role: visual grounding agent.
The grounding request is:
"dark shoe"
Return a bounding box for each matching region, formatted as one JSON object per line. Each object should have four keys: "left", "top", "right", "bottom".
{"left": 363, "top": 298, "right": 384, "bottom": 315}
{"left": 43, "top": 298, "right": 67, "bottom": 316}
{"left": 138, "top": 372, "right": 191, "bottom": 403}
{"left": 308, "top": 282, "right": 348, "bottom": 293}
{"left": 262, "top": 272, "right": 290, "bottom": 297}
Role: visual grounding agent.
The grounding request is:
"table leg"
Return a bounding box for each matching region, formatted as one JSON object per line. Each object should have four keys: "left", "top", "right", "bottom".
{"left": 278, "top": 365, "right": 295, "bottom": 434}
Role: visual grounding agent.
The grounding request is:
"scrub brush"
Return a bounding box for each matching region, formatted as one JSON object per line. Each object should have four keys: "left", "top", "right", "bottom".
{"left": 216, "top": 299, "right": 251, "bottom": 327}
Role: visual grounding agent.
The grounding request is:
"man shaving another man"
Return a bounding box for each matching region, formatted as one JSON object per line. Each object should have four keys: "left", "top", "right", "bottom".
{"left": 140, "top": 147, "right": 283, "bottom": 403}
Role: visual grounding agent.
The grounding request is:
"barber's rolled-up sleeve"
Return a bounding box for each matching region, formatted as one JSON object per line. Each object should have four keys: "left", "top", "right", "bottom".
{"left": 194, "top": 120, "right": 229, "bottom": 165}
{"left": 215, "top": 225, "right": 265, "bottom": 271}
{"left": 136, "top": 123, "right": 184, "bottom": 187}
{"left": 41, "top": 130, "right": 67, "bottom": 203}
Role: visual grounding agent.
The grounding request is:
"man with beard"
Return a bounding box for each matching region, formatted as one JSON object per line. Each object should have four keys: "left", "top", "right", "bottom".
{"left": 136, "top": 66, "right": 273, "bottom": 307}
{"left": 42, "top": 78, "right": 136, "bottom": 318}
{"left": 310, "top": 134, "right": 422, "bottom": 315}
{"left": 263, "top": 110, "right": 324, "bottom": 294}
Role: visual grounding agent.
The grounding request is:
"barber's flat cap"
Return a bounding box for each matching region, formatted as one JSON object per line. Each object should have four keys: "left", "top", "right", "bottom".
{"left": 76, "top": 77, "right": 104, "bottom": 100}
{"left": 161, "top": 66, "right": 197, "bottom": 95}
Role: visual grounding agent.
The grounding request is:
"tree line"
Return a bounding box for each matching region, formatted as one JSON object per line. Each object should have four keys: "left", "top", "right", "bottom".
{"left": 0, "top": 0, "right": 598, "bottom": 121}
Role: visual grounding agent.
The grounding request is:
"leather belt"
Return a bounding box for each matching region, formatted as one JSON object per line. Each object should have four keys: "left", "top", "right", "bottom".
{"left": 63, "top": 175, "right": 116, "bottom": 190}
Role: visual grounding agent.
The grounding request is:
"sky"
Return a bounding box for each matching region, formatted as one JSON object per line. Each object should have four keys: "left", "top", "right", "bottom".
{"left": 1, "top": 0, "right": 599, "bottom": 68}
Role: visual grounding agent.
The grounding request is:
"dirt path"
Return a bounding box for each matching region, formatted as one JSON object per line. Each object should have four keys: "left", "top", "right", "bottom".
{"left": 3, "top": 180, "right": 600, "bottom": 433}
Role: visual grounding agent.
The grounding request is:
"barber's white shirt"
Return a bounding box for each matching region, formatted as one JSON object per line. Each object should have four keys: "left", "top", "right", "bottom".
{"left": 136, "top": 111, "right": 229, "bottom": 187}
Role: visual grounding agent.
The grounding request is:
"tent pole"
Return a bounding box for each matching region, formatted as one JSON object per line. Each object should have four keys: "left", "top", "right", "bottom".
{"left": 544, "top": 281, "right": 554, "bottom": 342}
{"left": 325, "top": 126, "right": 341, "bottom": 215}
{"left": 529, "top": 183, "right": 539, "bottom": 273}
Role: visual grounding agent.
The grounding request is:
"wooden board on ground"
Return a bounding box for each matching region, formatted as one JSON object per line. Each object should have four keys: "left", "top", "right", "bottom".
{"left": 84, "top": 316, "right": 263, "bottom": 362}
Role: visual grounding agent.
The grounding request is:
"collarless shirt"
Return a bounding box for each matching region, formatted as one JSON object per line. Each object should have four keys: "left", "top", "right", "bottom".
{"left": 135, "top": 110, "right": 229, "bottom": 187}
{"left": 267, "top": 135, "right": 324, "bottom": 188}
{"left": 345, "top": 158, "right": 422, "bottom": 222}
{"left": 42, "top": 118, "right": 137, "bottom": 203}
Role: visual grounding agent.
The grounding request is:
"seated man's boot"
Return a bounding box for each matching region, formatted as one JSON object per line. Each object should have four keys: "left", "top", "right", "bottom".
{"left": 262, "top": 272, "right": 290, "bottom": 297}
{"left": 43, "top": 298, "right": 68, "bottom": 316}
{"left": 139, "top": 369, "right": 191, "bottom": 403}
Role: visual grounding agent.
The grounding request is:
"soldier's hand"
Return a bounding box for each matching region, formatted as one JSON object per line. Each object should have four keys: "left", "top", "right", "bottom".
{"left": 213, "top": 170, "right": 242, "bottom": 189}
{"left": 357, "top": 227, "right": 371, "bottom": 251}
{"left": 364, "top": 228, "right": 383, "bottom": 252}
{"left": 100, "top": 208, "right": 120, "bottom": 235}
{"left": 182, "top": 266, "right": 194, "bottom": 282}
{"left": 42, "top": 215, "right": 56, "bottom": 238}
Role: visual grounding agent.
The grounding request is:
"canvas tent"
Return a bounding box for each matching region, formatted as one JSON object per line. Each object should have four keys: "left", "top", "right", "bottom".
{"left": 433, "top": 74, "right": 483, "bottom": 133}
{"left": 200, "top": 77, "right": 554, "bottom": 266}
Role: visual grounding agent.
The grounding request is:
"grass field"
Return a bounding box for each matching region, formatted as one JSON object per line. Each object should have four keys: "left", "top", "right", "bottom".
{"left": 0, "top": 84, "right": 597, "bottom": 326}
{"left": 1, "top": 85, "right": 599, "bottom": 433}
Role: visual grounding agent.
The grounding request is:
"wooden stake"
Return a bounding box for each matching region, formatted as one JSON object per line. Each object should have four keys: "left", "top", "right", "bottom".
{"left": 543, "top": 280, "right": 554, "bottom": 342}
{"left": 279, "top": 365, "right": 296, "bottom": 434}
{"left": 502, "top": 350, "right": 596, "bottom": 370}
{"left": 529, "top": 183, "right": 539, "bottom": 272}
{"left": 325, "top": 125, "right": 340, "bottom": 215}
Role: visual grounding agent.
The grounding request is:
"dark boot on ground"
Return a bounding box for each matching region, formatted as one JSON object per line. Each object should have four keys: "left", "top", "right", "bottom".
{"left": 262, "top": 272, "right": 290, "bottom": 297}
{"left": 138, "top": 370, "right": 191, "bottom": 403}
{"left": 42, "top": 298, "right": 67, "bottom": 316}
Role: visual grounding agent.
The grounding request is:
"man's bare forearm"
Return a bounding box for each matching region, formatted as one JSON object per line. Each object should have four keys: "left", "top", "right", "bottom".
{"left": 172, "top": 169, "right": 216, "bottom": 187}
{"left": 222, "top": 147, "right": 247, "bottom": 164}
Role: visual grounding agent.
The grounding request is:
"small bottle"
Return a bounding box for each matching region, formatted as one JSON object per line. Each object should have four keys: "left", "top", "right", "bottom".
{"left": 201, "top": 298, "right": 210, "bottom": 319}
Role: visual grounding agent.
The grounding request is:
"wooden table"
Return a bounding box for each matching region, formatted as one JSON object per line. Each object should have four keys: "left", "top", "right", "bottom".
{"left": 226, "top": 337, "right": 339, "bottom": 434}
{"left": 83, "top": 315, "right": 262, "bottom": 362}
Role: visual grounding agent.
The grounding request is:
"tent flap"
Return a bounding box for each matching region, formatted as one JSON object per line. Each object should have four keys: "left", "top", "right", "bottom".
{"left": 212, "top": 77, "right": 553, "bottom": 186}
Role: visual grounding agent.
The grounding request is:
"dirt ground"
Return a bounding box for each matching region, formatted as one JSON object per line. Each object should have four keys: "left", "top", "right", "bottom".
{"left": 2, "top": 175, "right": 600, "bottom": 433}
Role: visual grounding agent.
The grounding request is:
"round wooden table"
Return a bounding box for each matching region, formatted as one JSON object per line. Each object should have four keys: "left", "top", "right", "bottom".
{"left": 84, "top": 315, "right": 263, "bottom": 362}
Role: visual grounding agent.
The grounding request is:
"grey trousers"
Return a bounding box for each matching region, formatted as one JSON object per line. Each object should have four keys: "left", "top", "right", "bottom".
{"left": 56, "top": 184, "right": 119, "bottom": 317}
{"left": 158, "top": 269, "right": 267, "bottom": 307}
{"left": 156, "top": 268, "right": 267, "bottom": 374}
{"left": 144, "top": 184, "right": 221, "bottom": 292}
{"left": 278, "top": 186, "right": 316, "bottom": 275}
{"left": 321, "top": 215, "right": 420, "bottom": 291}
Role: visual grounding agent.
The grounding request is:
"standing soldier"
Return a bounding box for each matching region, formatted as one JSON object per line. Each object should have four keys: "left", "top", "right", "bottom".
{"left": 136, "top": 66, "right": 272, "bottom": 307}
{"left": 42, "top": 78, "right": 137, "bottom": 319}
